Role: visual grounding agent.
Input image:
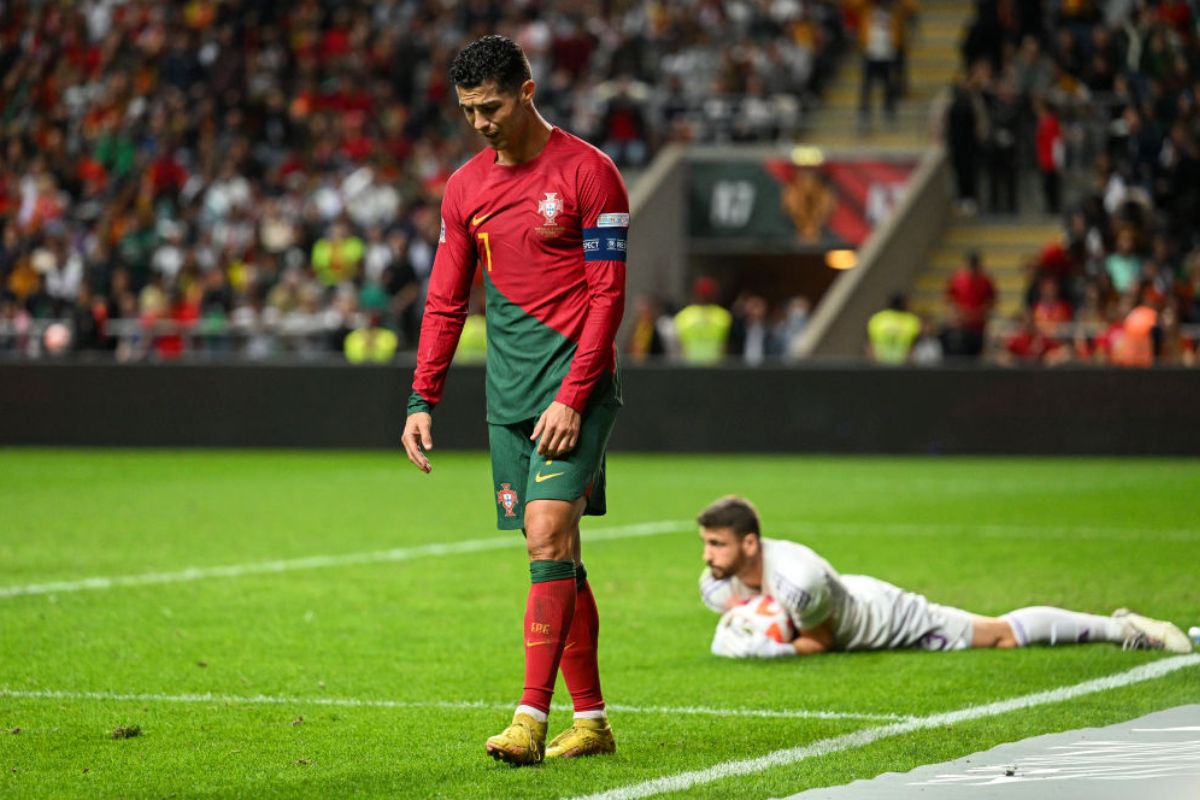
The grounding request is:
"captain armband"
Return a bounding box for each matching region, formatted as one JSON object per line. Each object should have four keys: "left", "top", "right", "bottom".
{"left": 582, "top": 215, "right": 628, "bottom": 263}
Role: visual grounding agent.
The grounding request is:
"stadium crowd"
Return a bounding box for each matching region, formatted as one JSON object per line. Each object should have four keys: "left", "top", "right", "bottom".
{"left": 0, "top": 0, "right": 844, "bottom": 362}
{"left": 938, "top": 0, "right": 1200, "bottom": 366}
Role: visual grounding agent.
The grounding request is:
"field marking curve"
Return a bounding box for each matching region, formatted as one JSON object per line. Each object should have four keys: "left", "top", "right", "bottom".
{"left": 565, "top": 653, "right": 1200, "bottom": 800}
{"left": 0, "top": 688, "right": 910, "bottom": 723}
{"left": 0, "top": 520, "right": 690, "bottom": 600}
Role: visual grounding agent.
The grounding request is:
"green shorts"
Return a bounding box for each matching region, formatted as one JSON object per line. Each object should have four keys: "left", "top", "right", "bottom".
{"left": 489, "top": 402, "right": 618, "bottom": 530}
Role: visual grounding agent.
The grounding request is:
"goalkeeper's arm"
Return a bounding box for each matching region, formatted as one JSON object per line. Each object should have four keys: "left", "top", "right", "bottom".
{"left": 713, "top": 619, "right": 835, "bottom": 659}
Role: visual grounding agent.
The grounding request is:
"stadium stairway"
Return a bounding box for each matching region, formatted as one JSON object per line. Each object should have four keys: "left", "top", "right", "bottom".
{"left": 802, "top": 0, "right": 972, "bottom": 149}
{"left": 908, "top": 218, "right": 1064, "bottom": 323}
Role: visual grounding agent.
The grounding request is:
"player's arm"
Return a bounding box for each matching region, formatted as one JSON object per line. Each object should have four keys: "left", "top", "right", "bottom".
{"left": 402, "top": 188, "right": 477, "bottom": 473}
{"left": 533, "top": 157, "right": 628, "bottom": 457}
{"left": 770, "top": 565, "right": 835, "bottom": 657}
{"left": 699, "top": 568, "right": 737, "bottom": 613}
{"left": 791, "top": 620, "right": 835, "bottom": 655}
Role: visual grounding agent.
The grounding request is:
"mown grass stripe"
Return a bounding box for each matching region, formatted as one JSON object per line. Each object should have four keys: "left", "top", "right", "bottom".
{"left": 0, "top": 688, "right": 908, "bottom": 722}
{"left": 0, "top": 520, "right": 690, "bottom": 600}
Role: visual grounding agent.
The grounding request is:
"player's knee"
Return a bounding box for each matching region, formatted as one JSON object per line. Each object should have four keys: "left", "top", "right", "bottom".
{"left": 523, "top": 520, "right": 572, "bottom": 561}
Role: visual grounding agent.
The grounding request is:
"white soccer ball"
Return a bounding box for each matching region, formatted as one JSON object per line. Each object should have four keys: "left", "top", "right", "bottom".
{"left": 720, "top": 595, "right": 795, "bottom": 644}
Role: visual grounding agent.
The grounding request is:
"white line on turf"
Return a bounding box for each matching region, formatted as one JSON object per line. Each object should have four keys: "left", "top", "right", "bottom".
{"left": 0, "top": 520, "right": 690, "bottom": 600}
{"left": 0, "top": 688, "right": 909, "bottom": 722}
{"left": 782, "top": 520, "right": 1200, "bottom": 543}
{"left": 565, "top": 653, "right": 1200, "bottom": 800}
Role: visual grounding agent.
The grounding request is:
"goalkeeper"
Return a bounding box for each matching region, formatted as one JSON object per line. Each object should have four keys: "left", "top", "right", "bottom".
{"left": 696, "top": 495, "right": 1194, "bottom": 658}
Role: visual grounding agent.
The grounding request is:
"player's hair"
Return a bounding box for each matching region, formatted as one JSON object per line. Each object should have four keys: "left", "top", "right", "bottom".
{"left": 697, "top": 495, "right": 761, "bottom": 539}
{"left": 449, "top": 35, "right": 531, "bottom": 96}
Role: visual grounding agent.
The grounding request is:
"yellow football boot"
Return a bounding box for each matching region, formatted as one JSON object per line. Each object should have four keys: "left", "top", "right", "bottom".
{"left": 545, "top": 716, "right": 616, "bottom": 759}
{"left": 485, "top": 712, "right": 547, "bottom": 766}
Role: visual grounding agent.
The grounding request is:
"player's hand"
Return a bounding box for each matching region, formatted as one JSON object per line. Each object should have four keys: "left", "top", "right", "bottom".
{"left": 747, "top": 636, "right": 797, "bottom": 658}
{"left": 402, "top": 412, "right": 434, "bottom": 473}
{"left": 711, "top": 613, "right": 796, "bottom": 659}
{"left": 531, "top": 401, "right": 580, "bottom": 458}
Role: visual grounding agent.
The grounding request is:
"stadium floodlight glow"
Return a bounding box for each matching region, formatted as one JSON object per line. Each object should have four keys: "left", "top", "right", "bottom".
{"left": 825, "top": 249, "right": 857, "bottom": 270}
{"left": 791, "top": 146, "right": 824, "bottom": 166}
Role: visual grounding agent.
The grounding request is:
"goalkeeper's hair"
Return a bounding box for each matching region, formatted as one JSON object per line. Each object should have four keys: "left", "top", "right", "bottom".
{"left": 449, "top": 35, "right": 531, "bottom": 95}
{"left": 697, "top": 495, "right": 761, "bottom": 539}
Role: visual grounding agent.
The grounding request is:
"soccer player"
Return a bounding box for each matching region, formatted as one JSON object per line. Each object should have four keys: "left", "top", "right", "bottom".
{"left": 696, "top": 495, "right": 1194, "bottom": 658}
{"left": 400, "top": 35, "right": 627, "bottom": 765}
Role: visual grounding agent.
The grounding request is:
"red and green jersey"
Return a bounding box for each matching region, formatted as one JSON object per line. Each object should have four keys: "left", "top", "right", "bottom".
{"left": 408, "top": 128, "right": 628, "bottom": 424}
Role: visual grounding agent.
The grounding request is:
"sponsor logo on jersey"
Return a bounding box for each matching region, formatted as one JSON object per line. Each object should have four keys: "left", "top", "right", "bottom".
{"left": 438, "top": 218, "right": 446, "bottom": 244}
{"left": 496, "top": 483, "right": 519, "bottom": 517}
{"left": 775, "top": 577, "right": 812, "bottom": 613}
{"left": 537, "top": 192, "right": 561, "bottom": 225}
{"left": 597, "top": 212, "right": 629, "bottom": 228}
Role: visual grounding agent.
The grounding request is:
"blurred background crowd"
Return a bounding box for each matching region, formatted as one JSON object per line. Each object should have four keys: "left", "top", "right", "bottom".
{"left": 0, "top": 0, "right": 842, "bottom": 362}
{"left": 1, "top": 0, "right": 1196, "bottom": 366}
{"left": 933, "top": 0, "right": 1200, "bottom": 366}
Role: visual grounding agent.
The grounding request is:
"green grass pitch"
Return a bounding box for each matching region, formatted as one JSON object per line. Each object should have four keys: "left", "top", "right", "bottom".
{"left": 1, "top": 449, "right": 1197, "bottom": 798}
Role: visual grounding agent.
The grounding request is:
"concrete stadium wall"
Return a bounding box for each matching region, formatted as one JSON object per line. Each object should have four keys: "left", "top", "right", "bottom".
{"left": 2, "top": 363, "right": 1197, "bottom": 455}
{"left": 623, "top": 144, "right": 688, "bottom": 344}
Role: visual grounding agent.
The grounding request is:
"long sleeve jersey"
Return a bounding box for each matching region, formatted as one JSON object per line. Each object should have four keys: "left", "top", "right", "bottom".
{"left": 408, "top": 127, "right": 628, "bottom": 423}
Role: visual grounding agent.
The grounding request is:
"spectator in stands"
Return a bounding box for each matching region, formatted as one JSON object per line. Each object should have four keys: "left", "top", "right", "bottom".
{"left": 1031, "top": 276, "right": 1073, "bottom": 348}
{"left": 910, "top": 316, "right": 944, "bottom": 365}
{"left": 848, "top": 0, "right": 918, "bottom": 132}
{"left": 312, "top": 220, "right": 365, "bottom": 288}
{"left": 674, "top": 277, "right": 732, "bottom": 365}
{"left": 866, "top": 293, "right": 921, "bottom": 365}
{"left": 728, "top": 294, "right": 782, "bottom": 366}
{"left": 599, "top": 77, "right": 651, "bottom": 168}
{"left": 1157, "top": 301, "right": 1196, "bottom": 366}
{"left": 944, "top": 250, "right": 996, "bottom": 358}
{"left": 2, "top": 2, "right": 856, "bottom": 362}
{"left": 780, "top": 296, "right": 812, "bottom": 361}
{"left": 1106, "top": 227, "right": 1142, "bottom": 295}
{"left": 1110, "top": 293, "right": 1157, "bottom": 368}
{"left": 985, "top": 77, "right": 1020, "bottom": 214}
{"left": 625, "top": 295, "right": 674, "bottom": 363}
{"left": 344, "top": 311, "right": 398, "bottom": 365}
{"left": 946, "top": 66, "right": 989, "bottom": 215}
{"left": 1034, "top": 98, "right": 1064, "bottom": 214}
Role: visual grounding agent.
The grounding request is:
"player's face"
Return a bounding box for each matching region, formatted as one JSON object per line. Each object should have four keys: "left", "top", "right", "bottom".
{"left": 456, "top": 80, "right": 533, "bottom": 153}
{"left": 700, "top": 526, "right": 748, "bottom": 580}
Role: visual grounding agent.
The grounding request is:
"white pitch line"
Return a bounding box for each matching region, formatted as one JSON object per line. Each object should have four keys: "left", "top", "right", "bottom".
{"left": 566, "top": 654, "right": 1200, "bottom": 800}
{"left": 780, "top": 520, "right": 1200, "bottom": 543}
{"left": 0, "top": 688, "right": 907, "bottom": 723}
{"left": 0, "top": 520, "right": 689, "bottom": 600}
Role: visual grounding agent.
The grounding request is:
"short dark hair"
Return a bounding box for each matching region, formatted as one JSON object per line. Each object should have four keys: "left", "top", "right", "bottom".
{"left": 449, "top": 35, "right": 531, "bottom": 95}
{"left": 697, "top": 495, "right": 761, "bottom": 539}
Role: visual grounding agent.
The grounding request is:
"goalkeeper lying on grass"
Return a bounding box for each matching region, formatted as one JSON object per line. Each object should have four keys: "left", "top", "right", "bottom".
{"left": 696, "top": 495, "right": 1194, "bottom": 659}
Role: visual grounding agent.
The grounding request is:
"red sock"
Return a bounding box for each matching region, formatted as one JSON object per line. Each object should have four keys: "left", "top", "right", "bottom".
{"left": 561, "top": 579, "right": 605, "bottom": 712}
{"left": 519, "top": 576, "right": 576, "bottom": 713}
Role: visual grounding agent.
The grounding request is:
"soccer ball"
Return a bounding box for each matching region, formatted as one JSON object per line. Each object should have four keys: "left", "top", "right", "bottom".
{"left": 720, "top": 595, "right": 794, "bottom": 644}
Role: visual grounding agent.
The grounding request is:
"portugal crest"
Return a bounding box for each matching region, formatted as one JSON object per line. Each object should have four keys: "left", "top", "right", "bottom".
{"left": 496, "top": 483, "right": 519, "bottom": 517}
{"left": 537, "top": 192, "right": 561, "bottom": 225}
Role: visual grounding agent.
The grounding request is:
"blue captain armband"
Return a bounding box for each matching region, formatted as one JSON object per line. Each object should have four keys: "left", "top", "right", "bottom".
{"left": 582, "top": 227, "right": 627, "bottom": 262}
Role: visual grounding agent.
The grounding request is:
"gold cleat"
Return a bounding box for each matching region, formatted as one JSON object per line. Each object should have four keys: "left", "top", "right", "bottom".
{"left": 545, "top": 716, "right": 616, "bottom": 759}
{"left": 485, "top": 712, "right": 547, "bottom": 766}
